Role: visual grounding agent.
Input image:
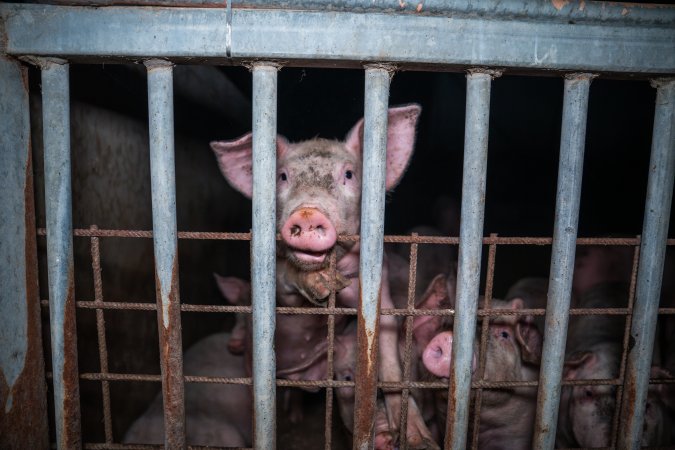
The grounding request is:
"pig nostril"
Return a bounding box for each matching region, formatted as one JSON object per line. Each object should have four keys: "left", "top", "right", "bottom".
{"left": 290, "top": 225, "right": 302, "bottom": 237}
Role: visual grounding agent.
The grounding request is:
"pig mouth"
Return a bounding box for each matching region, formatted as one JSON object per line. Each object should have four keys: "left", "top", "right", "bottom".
{"left": 287, "top": 249, "right": 330, "bottom": 271}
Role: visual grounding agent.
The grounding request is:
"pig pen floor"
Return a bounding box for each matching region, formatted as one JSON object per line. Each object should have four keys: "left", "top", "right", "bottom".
{"left": 277, "top": 389, "right": 351, "bottom": 449}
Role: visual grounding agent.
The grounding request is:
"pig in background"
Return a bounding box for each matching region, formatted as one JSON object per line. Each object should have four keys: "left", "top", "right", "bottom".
{"left": 211, "top": 104, "right": 440, "bottom": 449}
{"left": 407, "top": 272, "right": 543, "bottom": 450}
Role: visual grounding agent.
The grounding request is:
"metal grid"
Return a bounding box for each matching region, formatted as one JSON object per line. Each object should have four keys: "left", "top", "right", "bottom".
{"left": 1, "top": 1, "right": 674, "bottom": 449}
{"left": 37, "top": 227, "right": 675, "bottom": 449}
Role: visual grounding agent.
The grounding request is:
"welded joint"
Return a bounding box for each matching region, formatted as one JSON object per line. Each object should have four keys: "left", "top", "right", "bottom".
{"left": 364, "top": 63, "right": 397, "bottom": 82}
{"left": 651, "top": 77, "right": 675, "bottom": 92}
{"left": 467, "top": 68, "right": 503, "bottom": 79}
{"left": 144, "top": 58, "right": 173, "bottom": 71}
{"left": 564, "top": 72, "right": 597, "bottom": 82}
{"left": 243, "top": 60, "right": 282, "bottom": 71}
{"left": 18, "top": 56, "right": 67, "bottom": 69}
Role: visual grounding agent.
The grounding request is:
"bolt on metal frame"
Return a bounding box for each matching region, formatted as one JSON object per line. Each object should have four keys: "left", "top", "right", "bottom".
{"left": 1, "top": 2, "right": 674, "bottom": 450}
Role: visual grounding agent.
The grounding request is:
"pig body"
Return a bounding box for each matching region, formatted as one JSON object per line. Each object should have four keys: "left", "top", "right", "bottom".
{"left": 211, "top": 105, "right": 437, "bottom": 448}
{"left": 123, "top": 332, "right": 252, "bottom": 447}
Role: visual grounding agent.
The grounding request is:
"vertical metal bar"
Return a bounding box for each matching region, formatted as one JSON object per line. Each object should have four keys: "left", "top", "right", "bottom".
{"left": 324, "top": 250, "right": 338, "bottom": 450}
{"left": 145, "top": 59, "right": 185, "bottom": 449}
{"left": 251, "top": 63, "right": 279, "bottom": 450}
{"left": 353, "top": 65, "right": 391, "bottom": 450}
{"left": 90, "top": 226, "right": 113, "bottom": 442}
{"left": 532, "top": 73, "right": 594, "bottom": 450}
{"left": 444, "top": 70, "right": 496, "bottom": 450}
{"left": 41, "top": 59, "right": 82, "bottom": 450}
{"left": 0, "top": 56, "right": 50, "bottom": 449}
{"left": 618, "top": 79, "right": 675, "bottom": 450}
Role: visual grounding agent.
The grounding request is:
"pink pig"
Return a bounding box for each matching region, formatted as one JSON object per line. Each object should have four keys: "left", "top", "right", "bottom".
{"left": 211, "top": 104, "right": 437, "bottom": 448}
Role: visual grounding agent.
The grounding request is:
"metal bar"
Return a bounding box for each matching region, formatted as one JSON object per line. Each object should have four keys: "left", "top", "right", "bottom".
{"left": 12, "top": 0, "right": 675, "bottom": 25}
{"left": 324, "top": 250, "right": 338, "bottom": 450}
{"left": 250, "top": 63, "right": 279, "bottom": 450}
{"left": 2, "top": 4, "right": 675, "bottom": 75}
{"left": 145, "top": 59, "right": 185, "bottom": 449}
{"left": 445, "top": 70, "right": 495, "bottom": 450}
{"left": 90, "top": 226, "right": 113, "bottom": 442}
{"left": 618, "top": 78, "right": 675, "bottom": 450}
{"left": 41, "top": 59, "right": 83, "bottom": 450}
{"left": 532, "top": 73, "right": 594, "bottom": 450}
{"left": 353, "top": 65, "right": 391, "bottom": 450}
{"left": 0, "top": 56, "right": 50, "bottom": 449}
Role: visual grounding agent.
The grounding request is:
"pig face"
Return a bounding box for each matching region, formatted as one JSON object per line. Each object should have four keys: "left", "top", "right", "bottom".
{"left": 211, "top": 104, "right": 421, "bottom": 271}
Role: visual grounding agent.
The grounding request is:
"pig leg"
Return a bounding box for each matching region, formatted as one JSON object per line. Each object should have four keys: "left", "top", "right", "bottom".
{"left": 378, "top": 259, "right": 439, "bottom": 450}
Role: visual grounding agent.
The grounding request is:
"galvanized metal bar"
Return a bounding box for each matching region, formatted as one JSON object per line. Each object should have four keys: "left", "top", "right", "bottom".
{"left": 145, "top": 59, "right": 185, "bottom": 449}
{"left": 532, "top": 73, "right": 594, "bottom": 450}
{"left": 618, "top": 79, "right": 675, "bottom": 450}
{"left": 41, "top": 58, "right": 83, "bottom": 450}
{"left": 250, "top": 63, "right": 279, "bottom": 450}
{"left": 2, "top": 4, "right": 675, "bottom": 75}
{"left": 445, "top": 70, "right": 495, "bottom": 450}
{"left": 0, "top": 56, "right": 50, "bottom": 450}
{"left": 353, "top": 65, "right": 391, "bottom": 450}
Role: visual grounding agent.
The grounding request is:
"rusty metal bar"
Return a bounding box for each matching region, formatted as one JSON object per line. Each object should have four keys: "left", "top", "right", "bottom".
{"left": 0, "top": 56, "right": 50, "bottom": 449}
{"left": 145, "top": 59, "right": 186, "bottom": 449}
{"left": 533, "top": 73, "right": 594, "bottom": 450}
{"left": 324, "top": 250, "right": 338, "bottom": 450}
{"left": 41, "top": 58, "right": 83, "bottom": 450}
{"left": 353, "top": 64, "right": 391, "bottom": 450}
{"left": 445, "top": 69, "right": 496, "bottom": 450}
{"left": 250, "top": 62, "right": 279, "bottom": 450}
{"left": 89, "top": 226, "right": 113, "bottom": 442}
{"left": 618, "top": 78, "right": 675, "bottom": 450}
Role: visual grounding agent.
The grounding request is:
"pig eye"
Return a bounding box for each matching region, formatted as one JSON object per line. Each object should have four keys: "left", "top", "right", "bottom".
{"left": 585, "top": 389, "right": 593, "bottom": 398}
{"left": 279, "top": 172, "right": 288, "bottom": 182}
{"left": 345, "top": 170, "right": 353, "bottom": 180}
{"left": 500, "top": 331, "right": 510, "bottom": 339}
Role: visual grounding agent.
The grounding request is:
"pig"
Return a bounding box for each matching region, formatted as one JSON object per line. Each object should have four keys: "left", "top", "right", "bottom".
{"left": 411, "top": 274, "right": 542, "bottom": 450}
{"left": 504, "top": 277, "right": 548, "bottom": 332}
{"left": 211, "top": 104, "right": 437, "bottom": 448}
{"left": 572, "top": 245, "right": 633, "bottom": 305}
{"left": 558, "top": 282, "right": 674, "bottom": 448}
{"left": 123, "top": 332, "right": 252, "bottom": 447}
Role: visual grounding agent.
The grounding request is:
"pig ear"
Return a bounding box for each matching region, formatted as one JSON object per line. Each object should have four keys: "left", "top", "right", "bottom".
{"left": 563, "top": 351, "right": 596, "bottom": 380}
{"left": 211, "top": 133, "right": 290, "bottom": 198}
{"left": 214, "top": 273, "right": 250, "bottom": 305}
{"left": 516, "top": 322, "right": 542, "bottom": 365}
{"left": 412, "top": 274, "right": 449, "bottom": 351}
{"left": 649, "top": 366, "right": 675, "bottom": 411}
{"left": 344, "top": 104, "right": 421, "bottom": 190}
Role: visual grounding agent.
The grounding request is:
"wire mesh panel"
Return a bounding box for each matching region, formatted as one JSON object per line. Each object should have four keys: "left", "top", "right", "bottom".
{"left": 1, "top": 2, "right": 674, "bottom": 450}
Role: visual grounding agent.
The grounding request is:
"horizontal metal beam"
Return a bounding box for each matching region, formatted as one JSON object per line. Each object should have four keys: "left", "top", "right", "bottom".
{"left": 1, "top": 3, "right": 674, "bottom": 75}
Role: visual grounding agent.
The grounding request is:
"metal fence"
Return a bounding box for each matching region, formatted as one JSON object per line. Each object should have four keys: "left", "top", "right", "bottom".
{"left": 1, "top": 1, "right": 674, "bottom": 450}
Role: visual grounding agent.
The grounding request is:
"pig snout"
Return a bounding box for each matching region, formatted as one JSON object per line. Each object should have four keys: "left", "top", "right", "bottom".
{"left": 281, "top": 207, "right": 337, "bottom": 259}
{"left": 423, "top": 331, "right": 454, "bottom": 378}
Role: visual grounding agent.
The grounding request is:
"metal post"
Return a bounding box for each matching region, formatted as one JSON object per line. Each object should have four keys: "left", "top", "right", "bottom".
{"left": 0, "top": 56, "right": 50, "bottom": 449}
{"left": 251, "top": 63, "right": 279, "bottom": 450}
{"left": 532, "top": 73, "right": 594, "bottom": 450}
{"left": 353, "top": 65, "right": 391, "bottom": 450}
{"left": 41, "top": 59, "right": 82, "bottom": 450}
{"left": 618, "top": 79, "right": 675, "bottom": 450}
{"left": 444, "top": 70, "right": 495, "bottom": 450}
{"left": 145, "top": 59, "right": 185, "bottom": 449}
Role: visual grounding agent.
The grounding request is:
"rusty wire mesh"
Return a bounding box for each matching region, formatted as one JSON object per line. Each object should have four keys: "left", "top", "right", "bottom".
{"left": 37, "top": 227, "right": 675, "bottom": 449}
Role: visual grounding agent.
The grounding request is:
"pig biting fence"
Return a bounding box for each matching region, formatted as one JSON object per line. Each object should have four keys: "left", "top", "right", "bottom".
{"left": 1, "top": 1, "right": 674, "bottom": 450}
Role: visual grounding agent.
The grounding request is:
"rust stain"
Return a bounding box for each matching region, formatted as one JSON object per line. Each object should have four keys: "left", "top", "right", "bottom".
{"left": 579, "top": 0, "right": 586, "bottom": 11}
{"left": 353, "top": 285, "right": 380, "bottom": 449}
{"left": 154, "top": 254, "right": 186, "bottom": 448}
{"left": 551, "top": 0, "right": 570, "bottom": 11}
{"left": 0, "top": 131, "right": 49, "bottom": 449}
{"left": 416, "top": 2, "right": 423, "bottom": 12}
{"left": 621, "top": 7, "right": 629, "bottom": 15}
{"left": 61, "top": 265, "right": 82, "bottom": 449}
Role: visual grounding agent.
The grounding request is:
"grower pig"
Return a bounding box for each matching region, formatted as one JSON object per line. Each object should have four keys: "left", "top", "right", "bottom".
{"left": 504, "top": 277, "right": 548, "bottom": 332}
{"left": 211, "top": 104, "right": 435, "bottom": 447}
{"left": 412, "top": 274, "right": 542, "bottom": 450}
{"left": 214, "top": 274, "right": 251, "bottom": 355}
{"left": 123, "top": 332, "right": 252, "bottom": 447}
